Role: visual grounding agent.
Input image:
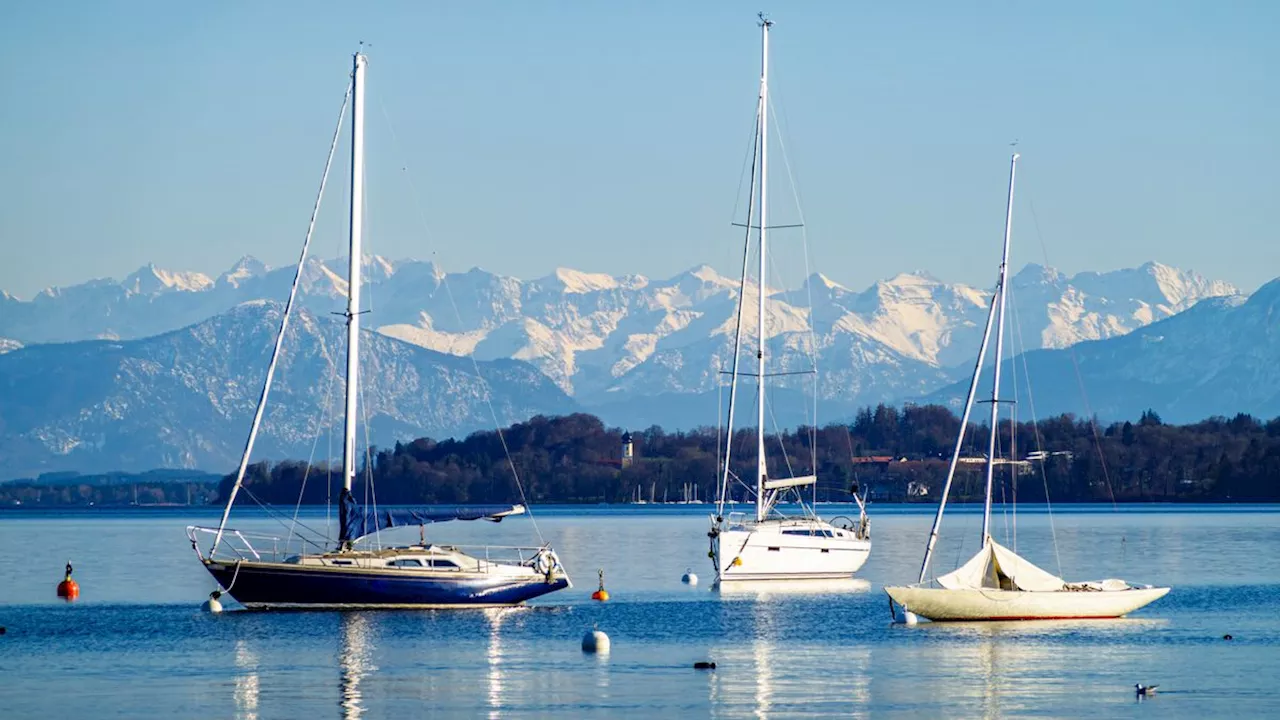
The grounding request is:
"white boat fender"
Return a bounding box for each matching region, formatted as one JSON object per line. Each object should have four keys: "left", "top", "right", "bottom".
{"left": 582, "top": 626, "right": 610, "bottom": 654}
{"left": 202, "top": 590, "right": 224, "bottom": 614}
{"left": 889, "top": 598, "right": 918, "bottom": 625}
{"left": 681, "top": 569, "right": 698, "bottom": 585}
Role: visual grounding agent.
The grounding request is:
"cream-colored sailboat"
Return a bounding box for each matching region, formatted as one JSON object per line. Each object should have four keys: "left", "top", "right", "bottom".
{"left": 884, "top": 153, "right": 1169, "bottom": 622}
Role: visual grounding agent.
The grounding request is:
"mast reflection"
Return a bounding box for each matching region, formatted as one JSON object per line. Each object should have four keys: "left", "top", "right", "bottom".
{"left": 485, "top": 607, "right": 524, "bottom": 718}
{"left": 711, "top": 580, "right": 872, "bottom": 718}
{"left": 339, "top": 613, "right": 377, "bottom": 720}
{"left": 234, "top": 639, "right": 259, "bottom": 720}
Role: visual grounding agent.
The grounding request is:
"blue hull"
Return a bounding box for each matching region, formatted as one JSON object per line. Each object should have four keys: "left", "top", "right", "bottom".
{"left": 205, "top": 560, "right": 569, "bottom": 608}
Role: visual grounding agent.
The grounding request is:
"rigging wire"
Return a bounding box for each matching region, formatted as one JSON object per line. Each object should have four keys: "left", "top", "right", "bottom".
{"left": 209, "top": 80, "right": 352, "bottom": 555}
{"left": 718, "top": 112, "right": 761, "bottom": 513}
{"left": 376, "top": 95, "right": 545, "bottom": 545}
{"left": 1027, "top": 200, "right": 1120, "bottom": 513}
{"left": 768, "top": 92, "right": 822, "bottom": 494}
{"left": 286, "top": 336, "right": 340, "bottom": 547}
{"left": 1010, "top": 280, "right": 1065, "bottom": 576}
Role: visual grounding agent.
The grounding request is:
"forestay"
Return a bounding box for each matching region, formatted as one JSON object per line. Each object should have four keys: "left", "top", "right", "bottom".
{"left": 936, "top": 540, "right": 1065, "bottom": 592}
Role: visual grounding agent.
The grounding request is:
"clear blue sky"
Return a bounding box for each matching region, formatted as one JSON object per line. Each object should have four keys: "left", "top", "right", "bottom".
{"left": 1, "top": 1, "right": 1276, "bottom": 299}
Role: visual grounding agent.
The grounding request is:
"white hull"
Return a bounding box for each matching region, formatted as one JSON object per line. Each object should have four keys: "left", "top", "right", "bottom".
{"left": 715, "top": 519, "right": 870, "bottom": 582}
{"left": 884, "top": 585, "right": 1170, "bottom": 621}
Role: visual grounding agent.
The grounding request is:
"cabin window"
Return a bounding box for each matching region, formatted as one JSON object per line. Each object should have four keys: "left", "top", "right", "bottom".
{"left": 767, "top": 547, "right": 780, "bottom": 552}
{"left": 429, "top": 559, "right": 460, "bottom": 569}
{"left": 820, "top": 549, "right": 830, "bottom": 553}
{"left": 387, "top": 558, "right": 424, "bottom": 568}
{"left": 331, "top": 560, "right": 353, "bottom": 566}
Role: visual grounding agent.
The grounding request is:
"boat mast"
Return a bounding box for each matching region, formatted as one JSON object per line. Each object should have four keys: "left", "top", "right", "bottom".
{"left": 342, "top": 52, "right": 367, "bottom": 503}
{"left": 980, "top": 152, "right": 1019, "bottom": 545}
{"left": 915, "top": 272, "right": 1000, "bottom": 582}
{"left": 753, "top": 15, "right": 773, "bottom": 523}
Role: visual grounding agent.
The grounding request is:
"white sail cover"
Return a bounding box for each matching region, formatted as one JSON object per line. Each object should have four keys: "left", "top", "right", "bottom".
{"left": 936, "top": 540, "right": 1065, "bottom": 592}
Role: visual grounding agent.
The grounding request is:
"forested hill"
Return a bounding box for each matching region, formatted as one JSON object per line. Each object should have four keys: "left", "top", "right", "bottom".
{"left": 217, "top": 407, "right": 1280, "bottom": 507}
{"left": 4, "top": 407, "right": 1276, "bottom": 507}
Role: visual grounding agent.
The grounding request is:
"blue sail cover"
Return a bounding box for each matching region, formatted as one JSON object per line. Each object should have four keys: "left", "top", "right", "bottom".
{"left": 339, "top": 489, "right": 524, "bottom": 544}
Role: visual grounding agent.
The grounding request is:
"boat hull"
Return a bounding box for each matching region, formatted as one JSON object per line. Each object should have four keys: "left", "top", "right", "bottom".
{"left": 715, "top": 526, "right": 871, "bottom": 582}
{"left": 884, "top": 585, "right": 1170, "bottom": 621}
{"left": 204, "top": 560, "right": 569, "bottom": 609}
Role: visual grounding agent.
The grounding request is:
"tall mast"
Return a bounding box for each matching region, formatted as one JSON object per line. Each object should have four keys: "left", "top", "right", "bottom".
{"left": 980, "top": 152, "right": 1019, "bottom": 545}
{"left": 342, "top": 52, "right": 367, "bottom": 497}
{"left": 755, "top": 15, "right": 772, "bottom": 523}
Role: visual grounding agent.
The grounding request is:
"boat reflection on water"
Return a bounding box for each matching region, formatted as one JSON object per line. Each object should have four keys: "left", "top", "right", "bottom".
{"left": 886, "top": 618, "right": 1168, "bottom": 718}
{"left": 714, "top": 577, "right": 872, "bottom": 599}
{"left": 340, "top": 613, "right": 377, "bottom": 720}
{"left": 484, "top": 607, "right": 526, "bottom": 718}
{"left": 710, "top": 580, "right": 872, "bottom": 718}
{"left": 234, "top": 639, "right": 260, "bottom": 720}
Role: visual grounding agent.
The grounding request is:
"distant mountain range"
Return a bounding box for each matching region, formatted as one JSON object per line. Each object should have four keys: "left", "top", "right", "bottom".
{"left": 0, "top": 301, "right": 574, "bottom": 477}
{"left": 925, "top": 278, "right": 1280, "bottom": 424}
{"left": 0, "top": 256, "right": 1261, "bottom": 476}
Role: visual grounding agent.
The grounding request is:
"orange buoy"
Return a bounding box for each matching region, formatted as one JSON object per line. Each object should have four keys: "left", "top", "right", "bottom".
{"left": 590, "top": 568, "right": 609, "bottom": 602}
{"left": 56, "top": 561, "right": 79, "bottom": 601}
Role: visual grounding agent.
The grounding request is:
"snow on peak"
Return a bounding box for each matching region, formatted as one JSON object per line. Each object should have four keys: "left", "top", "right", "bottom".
{"left": 218, "top": 256, "right": 269, "bottom": 287}
{"left": 541, "top": 268, "right": 621, "bottom": 294}
{"left": 673, "top": 264, "right": 737, "bottom": 289}
{"left": 1012, "top": 263, "right": 1066, "bottom": 287}
{"left": 367, "top": 254, "right": 396, "bottom": 280}
{"left": 123, "top": 263, "right": 213, "bottom": 295}
{"left": 883, "top": 270, "right": 942, "bottom": 286}
{"left": 805, "top": 272, "right": 847, "bottom": 291}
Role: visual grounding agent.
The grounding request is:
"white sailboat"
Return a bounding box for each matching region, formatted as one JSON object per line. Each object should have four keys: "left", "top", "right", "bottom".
{"left": 186, "top": 50, "right": 569, "bottom": 608}
{"left": 884, "top": 153, "right": 1169, "bottom": 621}
{"left": 707, "top": 16, "right": 871, "bottom": 584}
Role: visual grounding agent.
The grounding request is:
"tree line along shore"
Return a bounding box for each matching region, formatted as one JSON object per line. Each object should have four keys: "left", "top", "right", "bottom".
{"left": 3, "top": 406, "right": 1278, "bottom": 507}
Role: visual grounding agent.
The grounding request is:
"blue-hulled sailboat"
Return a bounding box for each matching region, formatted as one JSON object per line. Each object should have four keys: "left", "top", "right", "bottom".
{"left": 187, "top": 51, "right": 569, "bottom": 609}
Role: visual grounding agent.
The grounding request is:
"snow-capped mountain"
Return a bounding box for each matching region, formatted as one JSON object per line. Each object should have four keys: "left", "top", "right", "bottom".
{"left": 0, "top": 257, "right": 1240, "bottom": 416}
{"left": 0, "top": 302, "right": 576, "bottom": 477}
{"left": 922, "top": 278, "right": 1279, "bottom": 424}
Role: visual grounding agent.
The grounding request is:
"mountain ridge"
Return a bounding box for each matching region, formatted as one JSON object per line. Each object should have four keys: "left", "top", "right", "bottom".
{"left": 0, "top": 257, "right": 1241, "bottom": 413}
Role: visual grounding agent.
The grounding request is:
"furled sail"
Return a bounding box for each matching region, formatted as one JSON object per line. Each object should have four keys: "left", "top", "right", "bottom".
{"left": 935, "top": 540, "right": 1064, "bottom": 592}
{"left": 339, "top": 489, "right": 525, "bottom": 544}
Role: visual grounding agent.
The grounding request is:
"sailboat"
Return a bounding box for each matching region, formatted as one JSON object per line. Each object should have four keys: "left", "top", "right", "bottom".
{"left": 884, "top": 153, "right": 1169, "bottom": 621}
{"left": 186, "top": 51, "right": 570, "bottom": 609}
{"left": 707, "top": 16, "right": 871, "bottom": 584}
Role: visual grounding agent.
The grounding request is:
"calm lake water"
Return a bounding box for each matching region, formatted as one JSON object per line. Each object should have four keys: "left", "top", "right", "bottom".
{"left": 1, "top": 503, "right": 1277, "bottom": 719}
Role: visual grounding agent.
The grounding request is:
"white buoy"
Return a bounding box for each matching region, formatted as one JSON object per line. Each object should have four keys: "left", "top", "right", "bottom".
{"left": 681, "top": 569, "right": 698, "bottom": 586}
{"left": 581, "top": 628, "right": 610, "bottom": 654}
{"left": 202, "top": 590, "right": 224, "bottom": 614}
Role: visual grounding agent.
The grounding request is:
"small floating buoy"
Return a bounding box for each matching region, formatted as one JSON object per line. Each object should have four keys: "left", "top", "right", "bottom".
{"left": 202, "top": 590, "right": 224, "bottom": 614}
{"left": 581, "top": 627, "right": 610, "bottom": 654}
{"left": 694, "top": 661, "right": 716, "bottom": 670}
{"left": 591, "top": 569, "right": 609, "bottom": 601}
{"left": 56, "top": 561, "right": 79, "bottom": 601}
{"left": 0, "top": 626, "right": 7, "bottom": 635}
{"left": 1223, "top": 634, "right": 1234, "bottom": 641}
{"left": 681, "top": 568, "right": 698, "bottom": 586}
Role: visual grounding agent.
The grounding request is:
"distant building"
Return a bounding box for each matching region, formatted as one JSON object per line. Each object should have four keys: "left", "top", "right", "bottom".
{"left": 907, "top": 481, "right": 930, "bottom": 498}
{"left": 621, "top": 431, "right": 634, "bottom": 469}
{"left": 1026, "top": 450, "right": 1074, "bottom": 462}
